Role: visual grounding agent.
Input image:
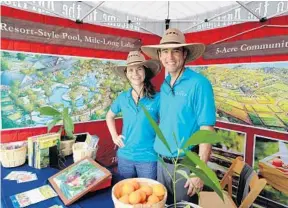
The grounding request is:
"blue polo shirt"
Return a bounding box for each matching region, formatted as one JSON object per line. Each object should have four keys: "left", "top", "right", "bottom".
{"left": 110, "top": 88, "right": 159, "bottom": 162}
{"left": 155, "top": 68, "right": 216, "bottom": 157}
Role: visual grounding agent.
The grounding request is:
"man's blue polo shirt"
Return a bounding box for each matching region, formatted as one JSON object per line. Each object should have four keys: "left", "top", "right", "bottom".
{"left": 110, "top": 88, "right": 159, "bottom": 162}
{"left": 155, "top": 68, "right": 216, "bottom": 157}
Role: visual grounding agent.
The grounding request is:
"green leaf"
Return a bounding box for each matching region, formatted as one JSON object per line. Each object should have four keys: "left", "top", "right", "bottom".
{"left": 184, "top": 151, "right": 223, "bottom": 200}
{"left": 176, "top": 169, "right": 189, "bottom": 180}
{"left": 66, "top": 130, "right": 75, "bottom": 139}
{"left": 184, "top": 205, "right": 190, "bottom": 208}
{"left": 183, "top": 130, "right": 223, "bottom": 148}
{"left": 39, "top": 106, "right": 60, "bottom": 116}
{"left": 47, "top": 116, "right": 61, "bottom": 132}
{"left": 63, "top": 107, "right": 74, "bottom": 138}
{"left": 58, "top": 126, "right": 63, "bottom": 135}
{"left": 172, "top": 132, "right": 179, "bottom": 148}
{"left": 141, "top": 104, "right": 172, "bottom": 154}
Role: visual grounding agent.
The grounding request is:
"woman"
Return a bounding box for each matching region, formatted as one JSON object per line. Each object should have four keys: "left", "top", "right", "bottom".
{"left": 106, "top": 51, "right": 161, "bottom": 179}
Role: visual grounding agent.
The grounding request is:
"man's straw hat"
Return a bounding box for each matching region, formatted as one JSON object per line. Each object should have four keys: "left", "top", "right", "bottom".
{"left": 114, "top": 51, "right": 161, "bottom": 80}
{"left": 141, "top": 28, "right": 205, "bottom": 63}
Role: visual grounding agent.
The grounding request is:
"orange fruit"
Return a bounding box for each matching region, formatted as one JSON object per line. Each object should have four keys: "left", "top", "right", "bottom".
{"left": 140, "top": 185, "right": 153, "bottom": 196}
{"left": 129, "top": 191, "right": 141, "bottom": 204}
{"left": 122, "top": 183, "right": 135, "bottom": 196}
{"left": 135, "top": 190, "right": 146, "bottom": 203}
{"left": 158, "top": 195, "right": 164, "bottom": 201}
{"left": 114, "top": 184, "right": 123, "bottom": 199}
{"left": 130, "top": 180, "right": 140, "bottom": 190}
{"left": 119, "top": 194, "right": 129, "bottom": 204}
{"left": 146, "top": 201, "right": 155, "bottom": 205}
{"left": 147, "top": 194, "right": 160, "bottom": 204}
{"left": 152, "top": 184, "right": 166, "bottom": 197}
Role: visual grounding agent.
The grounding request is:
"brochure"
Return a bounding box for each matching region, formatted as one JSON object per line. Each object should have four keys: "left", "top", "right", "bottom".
{"left": 10, "top": 185, "right": 57, "bottom": 208}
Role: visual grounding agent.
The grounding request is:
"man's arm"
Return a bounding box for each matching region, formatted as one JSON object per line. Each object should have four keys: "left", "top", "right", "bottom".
{"left": 185, "top": 125, "right": 214, "bottom": 196}
{"left": 198, "top": 125, "right": 214, "bottom": 163}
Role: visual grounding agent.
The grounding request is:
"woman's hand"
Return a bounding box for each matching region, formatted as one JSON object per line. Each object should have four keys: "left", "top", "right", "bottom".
{"left": 112, "top": 135, "right": 125, "bottom": 148}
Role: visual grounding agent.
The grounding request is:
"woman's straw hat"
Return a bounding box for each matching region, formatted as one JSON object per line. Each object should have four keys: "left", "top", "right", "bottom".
{"left": 114, "top": 51, "right": 161, "bottom": 79}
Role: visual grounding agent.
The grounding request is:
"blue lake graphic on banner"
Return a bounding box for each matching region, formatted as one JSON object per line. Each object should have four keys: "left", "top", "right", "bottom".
{"left": 1, "top": 51, "right": 128, "bottom": 130}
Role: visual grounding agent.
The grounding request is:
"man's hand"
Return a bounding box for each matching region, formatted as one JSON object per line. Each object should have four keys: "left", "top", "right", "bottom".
{"left": 112, "top": 135, "right": 125, "bottom": 148}
{"left": 184, "top": 177, "right": 204, "bottom": 196}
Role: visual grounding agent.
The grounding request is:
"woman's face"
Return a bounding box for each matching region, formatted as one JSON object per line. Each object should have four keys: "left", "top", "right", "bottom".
{"left": 126, "top": 65, "right": 145, "bottom": 86}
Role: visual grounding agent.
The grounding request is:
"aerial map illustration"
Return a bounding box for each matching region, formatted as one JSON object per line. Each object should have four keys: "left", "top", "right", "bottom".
{"left": 188, "top": 62, "right": 288, "bottom": 132}
{"left": 1, "top": 51, "right": 129, "bottom": 130}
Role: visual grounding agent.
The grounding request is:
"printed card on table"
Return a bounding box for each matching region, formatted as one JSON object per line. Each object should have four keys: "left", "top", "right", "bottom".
{"left": 10, "top": 185, "right": 57, "bottom": 208}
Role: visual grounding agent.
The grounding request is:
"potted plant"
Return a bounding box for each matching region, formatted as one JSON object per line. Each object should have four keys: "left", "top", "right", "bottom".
{"left": 39, "top": 106, "right": 76, "bottom": 156}
{"left": 141, "top": 106, "right": 224, "bottom": 208}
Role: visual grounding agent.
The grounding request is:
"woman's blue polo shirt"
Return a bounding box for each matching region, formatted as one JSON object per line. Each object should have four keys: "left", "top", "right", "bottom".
{"left": 155, "top": 68, "right": 216, "bottom": 157}
{"left": 110, "top": 88, "right": 159, "bottom": 162}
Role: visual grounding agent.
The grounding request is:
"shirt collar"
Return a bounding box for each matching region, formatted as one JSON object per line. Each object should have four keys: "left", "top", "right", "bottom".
{"left": 126, "top": 88, "right": 133, "bottom": 98}
{"left": 126, "top": 88, "right": 147, "bottom": 101}
{"left": 165, "top": 67, "right": 191, "bottom": 84}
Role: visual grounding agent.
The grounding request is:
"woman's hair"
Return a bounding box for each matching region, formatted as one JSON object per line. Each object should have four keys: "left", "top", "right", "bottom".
{"left": 143, "top": 65, "right": 156, "bottom": 99}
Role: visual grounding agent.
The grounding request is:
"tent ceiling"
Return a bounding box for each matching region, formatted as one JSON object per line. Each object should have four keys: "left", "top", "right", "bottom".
{"left": 1, "top": 1, "right": 288, "bottom": 36}
{"left": 91, "top": 1, "right": 238, "bottom": 20}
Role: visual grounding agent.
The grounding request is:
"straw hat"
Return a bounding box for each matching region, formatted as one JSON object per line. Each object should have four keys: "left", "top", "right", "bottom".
{"left": 114, "top": 51, "right": 161, "bottom": 80}
{"left": 141, "top": 28, "right": 206, "bottom": 63}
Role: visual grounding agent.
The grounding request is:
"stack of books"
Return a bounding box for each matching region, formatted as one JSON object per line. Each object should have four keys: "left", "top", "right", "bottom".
{"left": 28, "top": 133, "right": 60, "bottom": 169}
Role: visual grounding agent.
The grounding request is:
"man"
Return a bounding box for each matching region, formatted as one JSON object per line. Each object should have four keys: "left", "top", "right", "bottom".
{"left": 141, "top": 28, "right": 216, "bottom": 204}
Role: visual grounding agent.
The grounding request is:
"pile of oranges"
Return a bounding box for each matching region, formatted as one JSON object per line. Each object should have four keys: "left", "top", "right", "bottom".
{"left": 113, "top": 179, "right": 166, "bottom": 206}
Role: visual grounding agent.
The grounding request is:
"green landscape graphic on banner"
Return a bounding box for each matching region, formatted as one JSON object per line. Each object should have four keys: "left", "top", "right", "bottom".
{"left": 1, "top": 51, "right": 129, "bottom": 130}
{"left": 187, "top": 62, "right": 288, "bottom": 132}
{"left": 253, "top": 136, "right": 288, "bottom": 207}
{"left": 208, "top": 127, "right": 246, "bottom": 180}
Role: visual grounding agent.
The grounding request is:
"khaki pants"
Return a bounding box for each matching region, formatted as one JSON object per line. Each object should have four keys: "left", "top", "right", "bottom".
{"left": 157, "top": 162, "right": 198, "bottom": 205}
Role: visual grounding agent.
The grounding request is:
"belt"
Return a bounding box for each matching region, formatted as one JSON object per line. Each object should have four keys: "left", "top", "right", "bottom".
{"left": 161, "top": 156, "right": 184, "bottom": 164}
{"left": 160, "top": 146, "right": 199, "bottom": 164}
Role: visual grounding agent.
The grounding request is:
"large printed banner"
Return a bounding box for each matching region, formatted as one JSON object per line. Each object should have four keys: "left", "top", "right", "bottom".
{"left": 207, "top": 128, "right": 288, "bottom": 208}
{"left": 203, "top": 36, "right": 288, "bottom": 59}
{"left": 253, "top": 136, "right": 288, "bottom": 208}
{"left": 1, "top": 51, "right": 129, "bottom": 130}
{"left": 187, "top": 62, "right": 288, "bottom": 132}
{"left": 208, "top": 127, "right": 246, "bottom": 175}
{"left": 1, "top": 16, "right": 141, "bottom": 52}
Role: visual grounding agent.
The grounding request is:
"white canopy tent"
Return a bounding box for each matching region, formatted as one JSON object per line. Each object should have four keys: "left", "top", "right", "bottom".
{"left": 2, "top": 1, "right": 288, "bottom": 36}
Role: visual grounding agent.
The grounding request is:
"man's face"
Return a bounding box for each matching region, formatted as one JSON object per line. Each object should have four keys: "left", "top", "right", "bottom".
{"left": 159, "top": 47, "right": 187, "bottom": 74}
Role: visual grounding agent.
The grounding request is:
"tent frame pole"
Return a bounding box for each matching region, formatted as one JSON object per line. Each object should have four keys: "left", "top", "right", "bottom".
{"left": 81, "top": 1, "right": 161, "bottom": 36}
{"left": 78, "top": 1, "right": 105, "bottom": 22}
{"left": 97, "top": 19, "right": 258, "bottom": 24}
{"left": 236, "top": 1, "right": 262, "bottom": 20}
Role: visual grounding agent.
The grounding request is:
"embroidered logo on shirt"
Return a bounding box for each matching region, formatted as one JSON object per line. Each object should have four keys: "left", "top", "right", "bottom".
{"left": 145, "top": 105, "right": 155, "bottom": 112}
{"left": 175, "top": 90, "right": 187, "bottom": 97}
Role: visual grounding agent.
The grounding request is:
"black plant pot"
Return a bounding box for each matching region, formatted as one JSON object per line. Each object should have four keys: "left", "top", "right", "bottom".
{"left": 74, "top": 133, "right": 88, "bottom": 143}
{"left": 61, "top": 133, "right": 87, "bottom": 142}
